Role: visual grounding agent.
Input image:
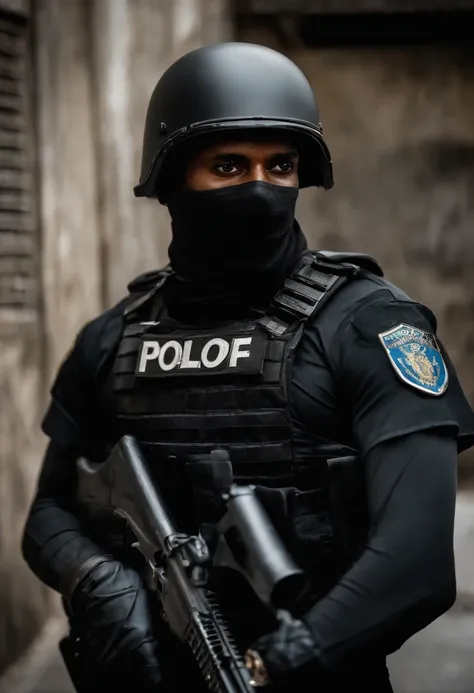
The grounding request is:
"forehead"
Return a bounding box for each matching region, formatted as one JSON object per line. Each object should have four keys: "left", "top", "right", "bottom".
{"left": 193, "top": 135, "right": 298, "bottom": 160}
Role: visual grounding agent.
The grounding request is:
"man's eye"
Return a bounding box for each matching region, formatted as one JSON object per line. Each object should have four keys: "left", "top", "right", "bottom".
{"left": 215, "top": 162, "right": 238, "bottom": 174}
{"left": 272, "top": 161, "right": 294, "bottom": 173}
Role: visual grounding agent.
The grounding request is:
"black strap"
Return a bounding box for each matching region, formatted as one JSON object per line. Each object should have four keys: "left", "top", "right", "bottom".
{"left": 258, "top": 252, "right": 355, "bottom": 337}
{"left": 317, "top": 250, "right": 383, "bottom": 277}
{"left": 123, "top": 268, "right": 172, "bottom": 321}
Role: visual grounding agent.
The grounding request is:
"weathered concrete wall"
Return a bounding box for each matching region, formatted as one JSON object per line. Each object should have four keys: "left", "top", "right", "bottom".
{"left": 0, "top": 0, "right": 53, "bottom": 675}
{"left": 37, "top": 0, "right": 104, "bottom": 387}
{"left": 0, "top": 324, "right": 52, "bottom": 674}
{"left": 240, "top": 25, "right": 474, "bottom": 468}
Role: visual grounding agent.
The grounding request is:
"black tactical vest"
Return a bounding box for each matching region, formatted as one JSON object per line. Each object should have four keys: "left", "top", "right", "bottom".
{"left": 112, "top": 250, "right": 382, "bottom": 594}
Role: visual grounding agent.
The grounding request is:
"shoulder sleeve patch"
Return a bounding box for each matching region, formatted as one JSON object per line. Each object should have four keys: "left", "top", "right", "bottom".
{"left": 378, "top": 323, "right": 448, "bottom": 396}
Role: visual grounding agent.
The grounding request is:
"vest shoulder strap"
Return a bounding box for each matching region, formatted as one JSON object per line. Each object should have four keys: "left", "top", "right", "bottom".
{"left": 123, "top": 265, "right": 173, "bottom": 321}
{"left": 258, "top": 249, "right": 383, "bottom": 337}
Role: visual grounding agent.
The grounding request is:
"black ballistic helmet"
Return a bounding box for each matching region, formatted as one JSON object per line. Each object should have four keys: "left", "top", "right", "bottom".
{"left": 134, "top": 42, "right": 333, "bottom": 201}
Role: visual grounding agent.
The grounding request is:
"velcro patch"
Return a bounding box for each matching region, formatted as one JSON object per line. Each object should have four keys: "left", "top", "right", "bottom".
{"left": 135, "top": 332, "right": 266, "bottom": 377}
{"left": 378, "top": 323, "right": 448, "bottom": 396}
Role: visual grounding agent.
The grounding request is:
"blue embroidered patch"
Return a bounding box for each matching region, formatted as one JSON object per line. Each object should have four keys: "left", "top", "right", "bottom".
{"left": 378, "top": 323, "right": 448, "bottom": 396}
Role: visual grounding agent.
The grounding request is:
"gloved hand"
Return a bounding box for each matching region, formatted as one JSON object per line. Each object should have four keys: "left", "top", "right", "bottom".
{"left": 246, "top": 610, "right": 320, "bottom": 685}
{"left": 69, "top": 556, "right": 162, "bottom": 690}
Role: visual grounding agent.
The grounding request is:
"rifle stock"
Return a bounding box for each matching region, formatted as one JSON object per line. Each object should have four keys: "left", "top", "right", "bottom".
{"left": 78, "top": 435, "right": 177, "bottom": 563}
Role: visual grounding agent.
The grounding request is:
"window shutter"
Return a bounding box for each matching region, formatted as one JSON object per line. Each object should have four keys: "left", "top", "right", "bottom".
{"left": 0, "top": 11, "right": 35, "bottom": 319}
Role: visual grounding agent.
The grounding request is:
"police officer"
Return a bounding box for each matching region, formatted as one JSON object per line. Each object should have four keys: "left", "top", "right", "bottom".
{"left": 22, "top": 42, "right": 474, "bottom": 693}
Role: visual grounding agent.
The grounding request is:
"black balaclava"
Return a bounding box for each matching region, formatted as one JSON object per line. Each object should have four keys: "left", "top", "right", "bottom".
{"left": 165, "top": 181, "right": 307, "bottom": 322}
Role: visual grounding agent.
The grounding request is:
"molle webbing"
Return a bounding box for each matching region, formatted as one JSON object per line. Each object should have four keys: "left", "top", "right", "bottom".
{"left": 113, "top": 252, "right": 351, "bottom": 486}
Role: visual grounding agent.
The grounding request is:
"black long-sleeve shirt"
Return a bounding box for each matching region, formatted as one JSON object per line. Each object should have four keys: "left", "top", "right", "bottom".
{"left": 22, "top": 272, "right": 474, "bottom": 673}
{"left": 306, "top": 430, "right": 457, "bottom": 668}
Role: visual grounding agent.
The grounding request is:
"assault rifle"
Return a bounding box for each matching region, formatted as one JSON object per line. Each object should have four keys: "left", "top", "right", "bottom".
{"left": 76, "top": 435, "right": 308, "bottom": 692}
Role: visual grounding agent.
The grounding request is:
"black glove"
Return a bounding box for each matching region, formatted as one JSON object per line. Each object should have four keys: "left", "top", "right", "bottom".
{"left": 70, "top": 556, "right": 162, "bottom": 690}
{"left": 247, "top": 610, "right": 320, "bottom": 685}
